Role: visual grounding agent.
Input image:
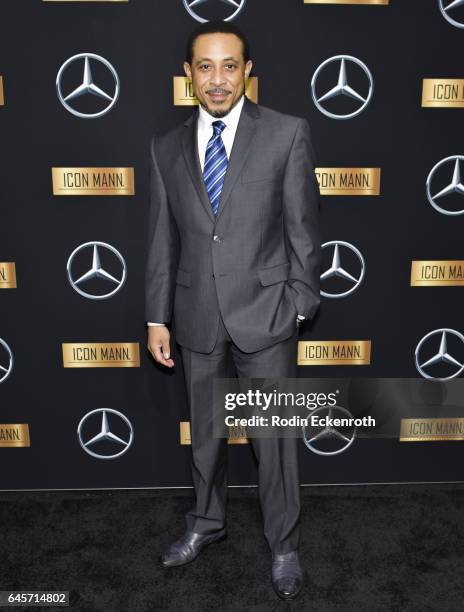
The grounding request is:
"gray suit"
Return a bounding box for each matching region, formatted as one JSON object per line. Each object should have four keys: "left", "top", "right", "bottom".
{"left": 145, "top": 96, "right": 321, "bottom": 554}
{"left": 145, "top": 97, "right": 321, "bottom": 353}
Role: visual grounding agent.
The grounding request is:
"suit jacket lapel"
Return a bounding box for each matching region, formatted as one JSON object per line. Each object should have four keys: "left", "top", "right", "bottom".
{"left": 215, "top": 98, "right": 258, "bottom": 222}
{"left": 182, "top": 114, "right": 216, "bottom": 223}
{"left": 181, "top": 97, "right": 260, "bottom": 225}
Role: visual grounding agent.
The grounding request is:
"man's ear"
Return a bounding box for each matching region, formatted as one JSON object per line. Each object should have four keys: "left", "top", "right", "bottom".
{"left": 183, "top": 62, "right": 192, "bottom": 80}
{"left": 244, "top": 60, "right": 253, "bottom": 80}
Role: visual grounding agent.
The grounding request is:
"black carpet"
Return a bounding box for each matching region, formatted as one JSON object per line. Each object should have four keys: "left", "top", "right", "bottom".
{"left": 1, "top": 484, "right": 464, "bottom": 611}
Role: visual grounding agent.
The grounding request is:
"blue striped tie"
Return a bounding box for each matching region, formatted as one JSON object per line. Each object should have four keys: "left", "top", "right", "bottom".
{"left": 203, "top": 120, "right": 228, "bottom": 216}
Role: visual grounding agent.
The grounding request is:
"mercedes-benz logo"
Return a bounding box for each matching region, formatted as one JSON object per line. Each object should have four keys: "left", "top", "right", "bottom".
{"left": 56, "top": 53, "right": 120, "bottom": 119}
{"left": 77, "top": 408, "right": 134, "bottom": 460}
{"left": 302, "top": 405, "right": 356, "bottom": 456}
{"left": 182, "top": 0, "right": 246, "bottom": 23}
{"left": 311, "top": 55, "right": 374, "bottom": 120}
{"left": 320, "top": 241, "right": 365, "bottom": 298}
{"left": 426, "top": 155, "right": 464, "bottom": 216}
{"left": 0, "top": 337, "right": 13, "bottom": 384}
{"left": 66, "top": 241, "right": 127, "bottom": 300}
{"left": 415, "top": 328, "right": 464, "bottom": 380}
{"left": 438, "top": 0, "right": 464, "bottom": 29}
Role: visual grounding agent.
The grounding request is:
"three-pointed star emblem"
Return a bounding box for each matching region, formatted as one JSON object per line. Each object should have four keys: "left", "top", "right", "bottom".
{"left": 320, "top": 241, "right": 366, "bottom": 298}
{"left": 183, "top": 0, "right": 246, "bottom": 22}
{"left": 56, "top": 53, "right": 120, "bottom": 119}
{"left": 426, "top": 155, "right": 464, "bottom": 215}
{"left": 77, "top": 408, "right": 134, "bottom": 460}
{"left": 439, "top": 0, "right": 464, "bottom": 28}
{"left": 0, "top": 337, "right": 13, "bottom": 384}
{"left": 415, "top": 328, "right": 464, "bottom": 380}
{"left": 311, "top": 55, "right": 374, "bottom": 120}
{"left": 303, "top": 405, "right": 356, "bottom": 456}
{"left": 66, "top": 241, "right": 127, "bottom": 300}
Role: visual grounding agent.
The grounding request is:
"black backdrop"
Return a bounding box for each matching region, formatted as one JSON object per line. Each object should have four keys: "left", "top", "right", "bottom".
{"left": 1, "top": 0, "right": 463, "bottom": 489}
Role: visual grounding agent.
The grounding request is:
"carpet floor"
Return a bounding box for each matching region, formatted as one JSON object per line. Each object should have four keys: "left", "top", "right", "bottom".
{"left": 1, "top": 483, "right": 463, "bottom": 611}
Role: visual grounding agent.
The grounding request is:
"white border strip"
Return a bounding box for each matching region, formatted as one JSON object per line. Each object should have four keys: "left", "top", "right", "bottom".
{"left": 0, "top": 480, "right": 463, "bottom": 493}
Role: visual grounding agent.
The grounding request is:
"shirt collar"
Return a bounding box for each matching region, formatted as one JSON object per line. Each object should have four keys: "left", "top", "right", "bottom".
{"left": 198, "top": 94, "right": 245, "bottom": 133}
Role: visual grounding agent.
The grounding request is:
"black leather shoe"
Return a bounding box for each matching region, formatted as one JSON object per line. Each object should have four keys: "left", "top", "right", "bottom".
{"left": 160, "top": 529, "right": 227, "bottom": 567}
{"left": 271, "top": 550, "right": 303, "bottom": 600}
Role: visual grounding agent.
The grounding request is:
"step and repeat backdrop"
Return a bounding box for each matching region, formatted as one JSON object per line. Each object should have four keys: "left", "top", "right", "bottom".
{"left": 1, "top": 0, "right": 463, "bottom": 489}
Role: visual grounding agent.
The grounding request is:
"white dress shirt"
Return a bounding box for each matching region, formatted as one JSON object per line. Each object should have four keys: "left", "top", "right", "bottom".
{"left": 147, "top": 95, "right": 304, "bottom": 327}
{"left": 197, "top": 94, "right": 245, "bottom": 171}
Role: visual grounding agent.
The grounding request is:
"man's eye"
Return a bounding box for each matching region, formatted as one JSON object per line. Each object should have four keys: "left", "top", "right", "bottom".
{"left": 226, "top": 64, "right": 237, "bottom": 70}
{"left": 200, "top": 64, "right": 210, "bottom": 70}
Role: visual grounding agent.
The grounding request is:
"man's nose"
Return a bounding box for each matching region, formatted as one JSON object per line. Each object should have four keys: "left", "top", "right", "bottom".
{"left": 209, "top": 68, "right": 226, "bottom": 86}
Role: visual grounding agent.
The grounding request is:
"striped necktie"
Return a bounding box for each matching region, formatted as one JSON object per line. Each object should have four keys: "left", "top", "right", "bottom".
{"left": 203, "top": 120, "right": 228, "bottom": 216}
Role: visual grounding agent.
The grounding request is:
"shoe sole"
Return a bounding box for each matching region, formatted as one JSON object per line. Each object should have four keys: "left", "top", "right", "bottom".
{"left": 160, "top": 532, "right": 227, "bottom": 568}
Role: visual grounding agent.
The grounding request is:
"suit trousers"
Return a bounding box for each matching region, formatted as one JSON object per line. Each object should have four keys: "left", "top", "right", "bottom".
{"left": 178, "top": 310, "right": 301, "bottom": 554}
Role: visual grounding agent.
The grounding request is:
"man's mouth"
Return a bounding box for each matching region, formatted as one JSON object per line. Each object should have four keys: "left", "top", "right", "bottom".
{"left": 206, "top": 89, "right": 230, "bottom": 103}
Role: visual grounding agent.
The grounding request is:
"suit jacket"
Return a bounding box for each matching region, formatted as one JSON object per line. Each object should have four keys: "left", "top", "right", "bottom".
{"left": 145, "top": 96, "right": 321, "bottom": 353}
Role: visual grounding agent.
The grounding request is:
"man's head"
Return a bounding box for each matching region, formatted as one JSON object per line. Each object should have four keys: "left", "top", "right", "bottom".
{"left": 184, "top": 20, "right": 253, "bottom": 118}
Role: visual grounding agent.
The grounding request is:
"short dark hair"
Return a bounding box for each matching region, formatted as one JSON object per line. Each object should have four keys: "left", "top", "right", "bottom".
{"left": 185, "top": 20, "right": 250, "bottom": 65}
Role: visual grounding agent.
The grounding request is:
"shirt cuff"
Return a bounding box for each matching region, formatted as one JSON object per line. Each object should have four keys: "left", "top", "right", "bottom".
{"left": 147, "top": 322, "right": 166, "bottom": 326}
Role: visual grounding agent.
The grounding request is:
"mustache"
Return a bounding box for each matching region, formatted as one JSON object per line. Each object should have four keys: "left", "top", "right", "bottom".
{"left": 205, "top": 88, "right": 231, "bottom": 94}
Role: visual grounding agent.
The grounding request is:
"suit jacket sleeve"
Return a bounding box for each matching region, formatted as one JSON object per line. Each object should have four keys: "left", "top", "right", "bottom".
{"left": 282, "top": 118, "right": 321, "bottom": 320}
{"left": 144, "top": 135, "right": 180, "bottom": 324}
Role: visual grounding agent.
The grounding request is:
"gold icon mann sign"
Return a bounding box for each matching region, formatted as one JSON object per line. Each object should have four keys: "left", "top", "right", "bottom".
{"left": 174, "top": 77, "right": 258, "bottom": 106}
{"left": 62, "top": 343, "right": 140, "bottom": 368}
{"left": 422, "top": 79, "right": 464, "bottom": 108}
{"left": 304, "top": 0, "right": 389, "bottom": 4}
{"left": 410, "top": 260, "right": 464, "bottom": 286}
{"left": 298, "top": 341, "right": 371, "bottom": 365}
{"left": 0, "top": 263, "right": 17, "bottom": 289}
{"left": 52, "top": 167, "right": 135, "bottom": 196}
{"left": 316, "top": 168, "right": 381, "bottom": 196}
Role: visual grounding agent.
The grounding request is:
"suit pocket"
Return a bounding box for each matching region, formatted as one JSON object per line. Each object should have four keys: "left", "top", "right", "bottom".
{"left": 257, "top": 262, "right": 290, "bottom": 286}
{"left": 176, "top": 268, "right": 191, "bottom": 287}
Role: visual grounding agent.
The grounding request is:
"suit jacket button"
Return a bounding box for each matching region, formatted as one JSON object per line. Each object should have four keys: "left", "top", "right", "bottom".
{"left": 213, "top": 235, "right": 221, "bottom": 242}
{"left": 212, "top": 274, "right": 215, "bottom": 278}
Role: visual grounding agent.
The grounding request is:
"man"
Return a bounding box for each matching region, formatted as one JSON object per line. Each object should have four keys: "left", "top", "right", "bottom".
{"left": 145, "top": 20, "right": 321, "bottom": 600}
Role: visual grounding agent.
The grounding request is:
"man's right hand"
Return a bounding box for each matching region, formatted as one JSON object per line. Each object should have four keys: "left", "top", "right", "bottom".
{"left": 147, "top": 325, "right": 175, "bottom": 368}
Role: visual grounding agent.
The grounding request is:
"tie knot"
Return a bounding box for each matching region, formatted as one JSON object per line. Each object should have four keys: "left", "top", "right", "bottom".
{"left": 212, "top": 120, "right": 226, "bottom": 135}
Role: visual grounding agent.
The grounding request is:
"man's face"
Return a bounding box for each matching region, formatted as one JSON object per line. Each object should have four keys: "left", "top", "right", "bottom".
{"left": 184, "top": 32, "right": 253, "bottom": 118}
